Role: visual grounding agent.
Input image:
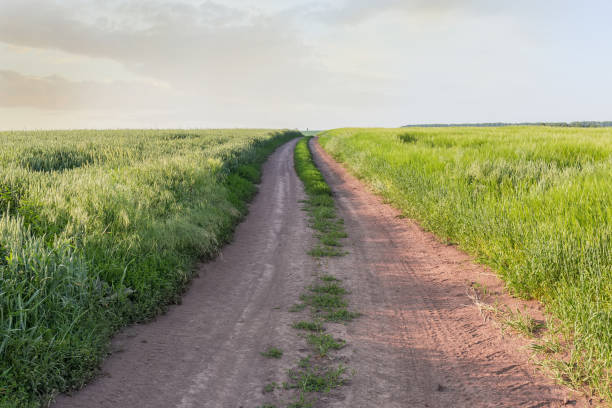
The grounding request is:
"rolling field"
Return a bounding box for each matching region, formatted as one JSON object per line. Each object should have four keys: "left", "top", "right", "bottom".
{"left": 0, "top": 129, "right": 298, "bottom": 407}
{"left": 319, "top": 127, "right": 612, "bottom": 399}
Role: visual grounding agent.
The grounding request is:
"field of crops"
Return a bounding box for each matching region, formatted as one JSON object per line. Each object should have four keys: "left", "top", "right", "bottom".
{"left": 319, "top": 127, "right": 612, "bottom": 398}
{"left": 0, "top": 129, "right": 298, "bottom": 407}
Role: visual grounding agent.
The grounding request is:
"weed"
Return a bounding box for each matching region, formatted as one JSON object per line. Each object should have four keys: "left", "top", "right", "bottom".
{"left": 261, "top": 347, "right": 283, "bottom": 359}
{"left": 471, "top": 281, "right": 489, "bottom": 298}
{"left": 307, "top": 334, "right": 346, "bottom": 357}
{"left": 289, "top": 303, "right": 307, "bottom": 312}
{"left": 300, "top": 293, "right": 347, "bottom": 310}
{"left": 308, "top": 246, "right": 344, "bottom": 257}
{"left": 287, "top": 136, "right": 356, "bottom": 407}
{"left": 502, "top": 309, "right": 544, "bottom": 337}
{"left": 288, "top": 363, "right": 347, "bottom": 392}
{"left": 309, "top": 283, "right": 346, "bottom": 296}
{"left": 324, "top": 309, "right": 361, "bottom": 322}
{"left": 293, "top": 321, "right": 325, "bottom": 332}
{"left": 287, "top": 393, "right": 314, "bottom": 408}
{"left": 531, "top": 339, "right": 561, "bottom": 354}
{"left": 263, "top": 382, "right": 277, "bottom": 393}
{"left": 293, "top": 137, "right": 346, "bottom": 257}
{"left": 298, "top": 356, "right": 311, "bottom": 368}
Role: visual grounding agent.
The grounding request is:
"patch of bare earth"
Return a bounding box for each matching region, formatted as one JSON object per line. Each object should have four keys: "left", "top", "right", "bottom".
{"left": 310, "top": 138, "right": 588, "bottom": 408}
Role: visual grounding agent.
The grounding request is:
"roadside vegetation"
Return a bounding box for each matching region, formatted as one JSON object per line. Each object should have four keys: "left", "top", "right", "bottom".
{"left": 319, "top": 126, "right": 612, "bottom": 400}
{"left": 294, "top": 137, "right": 347, "bottom": 257}
{"left": 254, "top": 136, "right": 355, "bottom": 408}
{"left": 0, "top": 129, "right": 299, "bottom": 407}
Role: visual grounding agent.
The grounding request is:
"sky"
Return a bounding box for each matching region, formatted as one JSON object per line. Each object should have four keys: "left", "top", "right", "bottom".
{"left": 0, "top": 0, "right": 611, "bottom": 130}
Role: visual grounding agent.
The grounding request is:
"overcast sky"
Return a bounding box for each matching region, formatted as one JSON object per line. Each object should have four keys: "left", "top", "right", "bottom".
{"left": 0, "top": 0, "right": 611, "bottom": 130}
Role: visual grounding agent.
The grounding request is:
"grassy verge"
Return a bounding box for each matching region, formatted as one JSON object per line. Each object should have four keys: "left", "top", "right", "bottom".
{"left": 0, "top": 129, "right": 298, "bottom": 407}
{"left": 259, "top": 136, "right": 357, "bottom": 408}
{"left": 319, "top": 126, "right": 612, "bottom": 400}
{"left": 293, "top": 137, "right": 347, "bottom": 257}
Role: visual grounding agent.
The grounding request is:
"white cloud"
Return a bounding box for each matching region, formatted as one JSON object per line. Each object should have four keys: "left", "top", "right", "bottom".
{"left": 0, "top": 0, "right": 611, "bottom": 129}
{"left": 0, "top": 70, "right": 175, "bottom": 110}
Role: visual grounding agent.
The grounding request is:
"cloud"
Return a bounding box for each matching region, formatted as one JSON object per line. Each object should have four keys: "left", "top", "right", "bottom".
{"left": 298, "top": 0, "right": 506, "bottom": 25}
{"left": 0, "top": 0, "right": 316, "bottom": 106}
{"left": 0, "top": 0, "right": 403, "bottom": 118}
{"left": 0, "top": 70, "right": 174, "bottom": 110}
{"left": 0, "top": 0, "right": 611, "bottom": 129}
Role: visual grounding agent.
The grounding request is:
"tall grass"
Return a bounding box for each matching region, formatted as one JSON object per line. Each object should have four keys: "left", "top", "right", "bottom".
{"left": 0, "top": 129, "right": 298, "bottom": 407}
{"left": 319, "top": 127, "right": 612, "bottom": 399}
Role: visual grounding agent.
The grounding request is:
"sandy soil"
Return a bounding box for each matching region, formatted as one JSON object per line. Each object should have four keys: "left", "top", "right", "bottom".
{"left": 53, "top": 137, "right": 587, "bottom": 408}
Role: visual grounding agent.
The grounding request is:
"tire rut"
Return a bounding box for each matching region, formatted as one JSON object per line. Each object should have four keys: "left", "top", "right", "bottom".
{"left": 51, "top": 136, "right": 587, "bottom": 408}
{"left": 310, "top": 138, "right": 585, "bottom": 408}
{"left": 53, "top": 139, "right": 316, "bottom": 408}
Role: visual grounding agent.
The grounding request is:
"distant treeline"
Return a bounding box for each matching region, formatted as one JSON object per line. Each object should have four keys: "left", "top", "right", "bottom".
{"left": 403, "top": 121, "right": 612, "bottom": 128}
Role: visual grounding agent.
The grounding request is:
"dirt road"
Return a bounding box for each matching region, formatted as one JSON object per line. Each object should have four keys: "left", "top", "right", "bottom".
{"left": 54, "top": 138, "right": 583, "bottom": 407}
{"left": 54, "top": 138, "right": 315, "bottom": 408}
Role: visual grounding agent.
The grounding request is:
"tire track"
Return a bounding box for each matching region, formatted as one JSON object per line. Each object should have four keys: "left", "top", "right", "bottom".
{"left": 310, "top": 138, "right": 585, "bottom": 408}
{"left": 53, "top": 139, "right": 316, "bottom": 408}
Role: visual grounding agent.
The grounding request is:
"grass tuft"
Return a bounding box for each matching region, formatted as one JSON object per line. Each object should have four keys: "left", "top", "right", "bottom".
{"left": 288, "top": 362, "right": 347, "bottom": 393}
{"left": 261, "top": 347, "right": 284, "bottom": 359}
{"left": 309, "top": 283, "right": 346, "bottom": 296}
{"left": 502, "top": 308, "right": 544, "bottom": 337}
{"left": 300, "top": 293, "right": 347, "bottom": 310}
{"left": 324, "top": 309, "right": 361, "bottom": 322}
{"left": 307, "top": 334, "right": 346, "bottom": 357}
{"left": 289, "top": 303, "right": 307, "bottom": 313}
{"left": 262, "top": 382, "right": 277, "bottom": 393}
{"left": 293, "top": 321, "right": 325, "bottom": 332}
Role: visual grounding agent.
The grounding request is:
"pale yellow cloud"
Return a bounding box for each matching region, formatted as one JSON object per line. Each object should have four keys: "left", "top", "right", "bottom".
{"left": 0, "top": 70, "right": 175, "bottom": 110}
{"left": 0, "top": 0, "right": 610, "bottom": 129}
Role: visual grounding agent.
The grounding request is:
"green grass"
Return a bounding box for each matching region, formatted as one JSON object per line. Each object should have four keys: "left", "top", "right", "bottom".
{"left": 262, "top": 382, "right": 278, "bottom": 393}
{"left": 287, "top": 361, "right": 346, "bottom": 393}
{"left": 319, "top": 126, "right": 612, "bottom": 399}
{"left": 306, "top": 334, "right": 345, "bottom": 357}
{"left": 289, "top": 303, "right": 307, "bottom": 312}
{"left": 300, "top": 293, "right": 347, "bottom": 310}
{"left": 292, "top": 321, "right": 325, "bottom": 332}
{"left": 324, "top": 309, "right": 360, "bottom": 322}
{"left": 293, "top": 137, "right": 346, "bottom": 257}
{"left": 309, "top": 283, "right": 346, "bottom": 296}
{"left": 0, "top": 129, "right": 299, "bottom": 407}
{"left": 502, "top": 308, "right": 544, "bottom": 338}
{"left": 261, "top": 347, "right": 284, "bottom": 359}
{"left": 288, "top": 138, "right": 356, "bottom": 407}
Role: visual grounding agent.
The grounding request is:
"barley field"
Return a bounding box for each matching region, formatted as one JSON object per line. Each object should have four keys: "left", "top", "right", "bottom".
{"left": 0, "top": 129, "right": 298, "bottom": 407}
{"left": 319, "top": 127, "right": 612, "bottom": 399}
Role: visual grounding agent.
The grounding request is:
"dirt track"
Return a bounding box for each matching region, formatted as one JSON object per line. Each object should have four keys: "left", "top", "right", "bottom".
{"left": 54, "top": 138, "right": 583, "bottom": 407}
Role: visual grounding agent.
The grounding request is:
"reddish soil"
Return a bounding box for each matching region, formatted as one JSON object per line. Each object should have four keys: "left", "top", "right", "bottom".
{"left": 310, "top": 138, "right": 587, "bottom": 408}
{"left": 52, "top": 137, "right": 588, "bottom": 408}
